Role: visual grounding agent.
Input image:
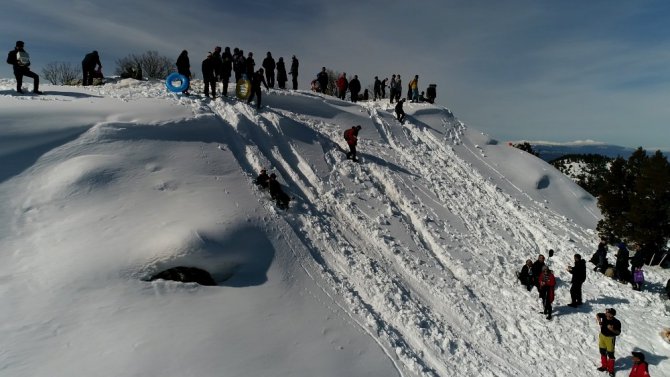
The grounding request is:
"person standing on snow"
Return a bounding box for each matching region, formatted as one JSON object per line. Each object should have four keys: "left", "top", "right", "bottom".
{"left": 389, "top": 74, "right": 397, "bottom": 104}
{"left": 7, "top": 41, "right": 42, "bottom": 94}
{"left": 596, "top": 308, "right": 621, "bottom": 376}
{"left": 348, "top": 75, "right": 361, "bottom": 102}
{"left": 531, "top": 254, "right": 546, "bottom": 296}
{"left": 373, "top": 76, "right": 382, "bottom": 100}
{"left": 262, "top": 52, "right": 276, "bottom": 88}
{"left": 567, "top": 254, "right": 586, "bottom": 307}
{"left": 276, "top": 57, "right": 288, "bottom": 89}
{"left": 344, "top": 125, "right": 362, "bottom": 162}
{"left": 81, "top": 50, "right": 102, "bottom": 86}
{"left": 247, "top": 68, "right": 269, "bottom": 109}
{"left": 615, "top": 243, "right": 630, "bottom": 283}
{"left": 290, "top": 55, "right": 299, "bottom": 90}
{"left": 202, "top": 52, "right": 217, "bottom": 98}
{"left": 245, "top": 52, "right": 255, "bottom": 79}
{"left": 317, "top": 67, "right": 329, "bottom": 94}
{"left": 409, "top": 74, "right": 419, "bottom": 102}
{"left": 538, "top": 266, "right": 556, "bottom": 320}
{"left": 221, "top": 47, "right": 233, "bottom": 96}
{"left": 394, "top": 74, "right": 402, "bottom": 103}
{"left": 336, "top": 72, "right": 348, "bottom": 100}
{"left": 268, "top": 173, "right": 291, "bottom": 209}
{"left": 176, "top": 50, "right": 191, "bottom": 95}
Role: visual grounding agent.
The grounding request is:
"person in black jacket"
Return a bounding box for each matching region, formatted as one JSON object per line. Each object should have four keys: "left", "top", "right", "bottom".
{"left": 7, "top": 41, "right": 41, "bottom": 94}
{"left": 276, "top": 57, "right": 287, "bottom": 89}
{"left": 262, "top": 52, "right": 276, "bottom": 88}
{"left": 221, "top": 47, "right": 233, "bottom": 96}
{"left": 247, "top": 68, "right": 269, "bottom": 109}
{"left": 317, "top": 67, "right": 329, "bottom": 94}
{"left": 615, "top": 243, "right": 630, "bottom": 283}
{"left": 255, "top": 169, "right": 270, "bottom": 188}
{"left": 590, "top": 240, "right": 609, "bottom": 272}
{"left": 567, "top": 254, "right": 587, "bottom": 307}
{"left": 395, "top": 98, "right": 406, "bottom": 123}
{"left": 518, "top": 259, "right": 535, "bottom": 291}
{"left": 373, "top": 76, "right": 382, "bottom": 100}
{"left": 202, "top": 52, "right": 217, "bottom": 98}
{"left": 290, "top": 55, "right": 299, "bottom": 90}
{"left": 245, "top": 52, "right": 255, "bottom": 79}
{"left": 348, "top": 75, "right": 361, "bottom": 102}
{"left": 531, "top": 254, "right": 546, "bottom": 296}
{"left": 81, "top": 50, "right": 102, "bottom": 86}
{"left": 176, "top": 50, "right": 191, "bottom": 95}
{"left": 268, "top": 173, "right": 290, "bottom": 209}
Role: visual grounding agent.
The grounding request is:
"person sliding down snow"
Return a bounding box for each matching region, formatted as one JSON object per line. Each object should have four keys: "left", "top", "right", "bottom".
{"left": 343, "top": 125, "right": 362, "bottom": 162}
{"left": 255, "top": 169, "right": 270, "bottom": 188}
{"left": 395, "top": 98, "right": 406, "bottom": 123}
{"left": 268, "top": 174, "right": 291, "bottom": 209}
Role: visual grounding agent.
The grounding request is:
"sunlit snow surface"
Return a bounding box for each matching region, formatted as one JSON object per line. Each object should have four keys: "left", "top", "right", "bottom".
{"left": 1, "top": 78, "right": 668, "bottom": 377}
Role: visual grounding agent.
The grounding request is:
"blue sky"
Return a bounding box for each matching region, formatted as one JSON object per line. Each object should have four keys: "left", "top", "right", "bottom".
{"left": 2, "top": 0, "right": 669, "bottom": 151}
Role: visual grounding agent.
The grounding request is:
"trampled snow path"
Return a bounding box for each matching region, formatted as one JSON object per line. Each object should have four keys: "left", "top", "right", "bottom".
{"left": 158, "top": 87, "right": 667, "bottom": 376}
{"left": 2, "top": 79, "right": 668, "bottom": 377}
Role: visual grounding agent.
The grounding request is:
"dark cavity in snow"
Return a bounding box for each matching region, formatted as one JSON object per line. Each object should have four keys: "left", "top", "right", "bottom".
{"left": 149, "top": 266, "right": 218, "bottom": 286}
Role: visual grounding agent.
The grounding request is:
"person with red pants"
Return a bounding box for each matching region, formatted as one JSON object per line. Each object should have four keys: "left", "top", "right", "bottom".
{"left": 596, "top": 308, "right": 622, "bottom": 376}
{"left": 629, "top": 351, "right": 650, "bottom": 377}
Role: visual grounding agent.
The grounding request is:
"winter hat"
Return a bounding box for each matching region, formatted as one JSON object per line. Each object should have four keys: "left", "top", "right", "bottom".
{"left": 355, "top": 125, "right": 362, "bottom": 130}
{"left": 606, "top": 308, "right": 616, "bottom": 316}
{"left": 16, "top": 40, "right": 24, "bottom": 47}
{"left": 631, "top": 351, "right": 645, "bottom": 362}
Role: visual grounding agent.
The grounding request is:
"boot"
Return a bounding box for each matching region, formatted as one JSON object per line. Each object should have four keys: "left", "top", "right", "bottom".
{"left": 596, "top": 355, "right": 607, "bottom": 371}
{"left": 607, "top": 358, "right": 615, "bottom": 374}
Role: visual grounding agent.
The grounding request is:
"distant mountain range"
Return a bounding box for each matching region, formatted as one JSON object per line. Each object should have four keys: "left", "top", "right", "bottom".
{"left": 526, "top": 142, "right": 646, "bottom": 162}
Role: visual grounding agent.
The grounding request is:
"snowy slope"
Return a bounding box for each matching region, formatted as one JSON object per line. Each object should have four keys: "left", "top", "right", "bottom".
{"left": 1, "top": 79, "right": 668, "bottom": 377}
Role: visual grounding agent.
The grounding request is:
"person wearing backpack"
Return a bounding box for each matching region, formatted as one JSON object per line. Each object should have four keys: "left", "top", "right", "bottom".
{"left": 344, "top": 125, "right": 362, "bottom": 162}
{"left": 7, "top": 41, "right": 42, "bottom": 94}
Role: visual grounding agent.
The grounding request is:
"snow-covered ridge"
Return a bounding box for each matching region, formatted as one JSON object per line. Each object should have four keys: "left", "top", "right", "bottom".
{"left": 1, "top": 79, "right": 668, "bottom": 377}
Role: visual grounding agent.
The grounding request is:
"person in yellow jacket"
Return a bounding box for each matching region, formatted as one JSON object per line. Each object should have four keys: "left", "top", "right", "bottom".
{"left": 409, "top": 75, "right": 419, "bottom": 102}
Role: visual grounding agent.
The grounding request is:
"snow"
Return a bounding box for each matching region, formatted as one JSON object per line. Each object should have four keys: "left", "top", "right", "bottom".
{"left": 1, "top": 78, "right": 669, "bottom": 377}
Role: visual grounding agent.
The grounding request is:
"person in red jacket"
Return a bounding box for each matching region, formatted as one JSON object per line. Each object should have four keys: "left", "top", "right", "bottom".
{"left": 538, "top": 265, "right": 556, "bottom": 320}
{"left": 336, "top": 73, "right": 348, "bottom": 100}
{"left": 344, "top": 125, "right": 362, "bottom": 162}
{"left": 629, "top": 351, "right": 650, "bottom": 377}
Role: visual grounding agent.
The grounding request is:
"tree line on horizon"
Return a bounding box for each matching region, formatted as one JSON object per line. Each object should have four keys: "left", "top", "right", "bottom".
{"left": 514, "top": 143, "right": 670, "bottom": 265}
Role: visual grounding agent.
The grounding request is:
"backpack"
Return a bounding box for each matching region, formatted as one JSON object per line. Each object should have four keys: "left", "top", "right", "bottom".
{"left": 7, "top": 50, "right": 16, "bottom": 65}
{"left": 633, "top": 269, "right": 645, "bottom": 284}
{"left": 343, "top": 129, "right": 352, "bottom": 141}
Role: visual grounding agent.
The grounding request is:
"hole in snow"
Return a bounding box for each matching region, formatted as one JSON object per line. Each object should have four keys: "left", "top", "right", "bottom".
{"left": 149, "top": 266, "right": 218, "bottom": 286}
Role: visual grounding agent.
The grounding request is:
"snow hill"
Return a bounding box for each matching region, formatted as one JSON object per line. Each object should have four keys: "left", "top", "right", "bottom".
{"left": 1, "top": 78, "right": 669, "bottom": 377}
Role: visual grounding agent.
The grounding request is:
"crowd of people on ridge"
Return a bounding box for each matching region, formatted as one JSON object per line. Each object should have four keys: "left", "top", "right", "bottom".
{"left": 517, "top": 241, "right": 664, "bottom": 376}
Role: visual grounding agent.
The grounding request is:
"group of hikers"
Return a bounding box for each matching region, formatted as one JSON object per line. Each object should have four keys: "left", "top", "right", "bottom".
{"left": 313, "top": 69, "right": 437, "bottom": 106}
{"left": 175, "top": 47, "right": 299, "bottom": 109}
{"left": 517, "top": 243, "right": 658, "bottom": 376}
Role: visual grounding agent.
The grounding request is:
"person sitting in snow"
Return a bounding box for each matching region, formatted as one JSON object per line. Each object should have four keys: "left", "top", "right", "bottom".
{"left": 268, "top": 173, "right": 290, "bottom": 209}
{"left": 590, "top": 240, "right": 609, "bottom": 272}
{"left": 255, "top": 169, "right": 270, "bottom": 188}
{"left": 517, "top": 259, "right": 535, "bottom": 291}
{"left": 395, "top": 98, "right": 406, "bottom": 123}
{"left": 629, "top": 351, "right": 650, "bottom": 377}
